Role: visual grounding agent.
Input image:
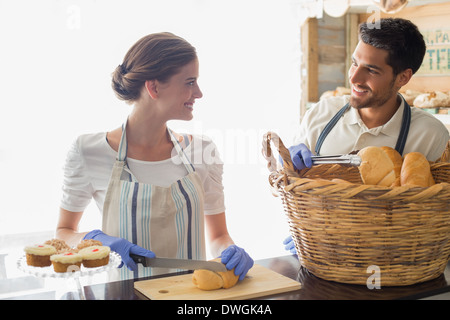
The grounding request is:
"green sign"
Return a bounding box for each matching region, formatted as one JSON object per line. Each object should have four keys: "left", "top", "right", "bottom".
{"left": 417, "top": 29, "right": 450, "bottom": 76}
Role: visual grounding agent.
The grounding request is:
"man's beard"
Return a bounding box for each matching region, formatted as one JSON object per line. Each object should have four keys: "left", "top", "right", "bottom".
{"left": 349, "top": 79, "right": 396, "bottom": 109}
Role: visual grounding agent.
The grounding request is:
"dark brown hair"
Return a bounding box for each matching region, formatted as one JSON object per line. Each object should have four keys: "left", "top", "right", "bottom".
{"left": 111, "top": 32, "right": 197, "bottom": 102}
{"left": 358, "top": 18, "right": 426, "bottom": 76}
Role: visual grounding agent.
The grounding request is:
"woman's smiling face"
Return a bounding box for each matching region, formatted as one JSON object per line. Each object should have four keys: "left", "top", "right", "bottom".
{"left": 155, "top": 58, "right": 203, "bottom": 121}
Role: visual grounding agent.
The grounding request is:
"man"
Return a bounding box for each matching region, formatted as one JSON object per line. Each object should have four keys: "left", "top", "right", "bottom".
{"left": 284, "top": 18, "right": 449, "bottom": 254}
{"left": 290, "top": 18, "right": 448, "bottom": 170}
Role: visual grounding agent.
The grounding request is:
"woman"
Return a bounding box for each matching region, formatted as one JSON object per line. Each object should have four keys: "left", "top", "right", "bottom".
{"left": 56, "top": 32, "right": 253, "bottom": 280}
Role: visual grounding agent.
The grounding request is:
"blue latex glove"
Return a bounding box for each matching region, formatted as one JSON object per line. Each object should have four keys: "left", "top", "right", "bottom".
{"left": 288, "top": 143, "right": 313, "bottom": 170}
{"left": 220, "top": 245, "right": 254, "bottom": 281}
{"left": 84, "top": 229, "right": 155, "bottom": 271}
{"left": 283, "top": 235, "right": 297, "bottom": 255}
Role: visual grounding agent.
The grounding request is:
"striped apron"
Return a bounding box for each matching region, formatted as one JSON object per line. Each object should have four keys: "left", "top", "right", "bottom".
{"left": 102, "top": 120, "right": 205, "bottom": 280}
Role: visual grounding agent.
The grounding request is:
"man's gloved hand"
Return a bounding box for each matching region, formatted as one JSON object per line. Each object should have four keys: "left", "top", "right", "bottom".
{"left": 283, "top": 235, "right": 297, "bottom": 255}
{"left": 220, "top": 245, "right": 254, "bottom": 281}
{"left": 84, "top": 229, "right": 155, "bottom": 271}
{"left": 288, "top": 143, "right": 313, "bottom": 170}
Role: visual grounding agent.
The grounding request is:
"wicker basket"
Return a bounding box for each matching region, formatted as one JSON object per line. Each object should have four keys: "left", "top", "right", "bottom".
{"left": 263, "top": 132, "right": 450, "bottom": 286}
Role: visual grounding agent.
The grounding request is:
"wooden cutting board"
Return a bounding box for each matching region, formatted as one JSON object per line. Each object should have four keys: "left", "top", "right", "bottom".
{"left": 134, "top": 264, "right": 301, "bottom": 300}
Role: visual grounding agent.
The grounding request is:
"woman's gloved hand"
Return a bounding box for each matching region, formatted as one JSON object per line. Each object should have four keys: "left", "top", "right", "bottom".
{"left": 220, "top": 245, "right": 254, "bottom": 281}
{"left": 288, "top": 143, "right": 313, "bottom": 170}
{"left": 84, "top": 229, "right": 155, "bottom": 271}
{"left": 283, "top": 235, "right": 297, "bottom": 255}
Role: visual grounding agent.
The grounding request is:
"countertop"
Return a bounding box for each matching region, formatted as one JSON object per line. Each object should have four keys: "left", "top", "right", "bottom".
{"left": 3, "top": 254, "right": 450, "bottom": 300}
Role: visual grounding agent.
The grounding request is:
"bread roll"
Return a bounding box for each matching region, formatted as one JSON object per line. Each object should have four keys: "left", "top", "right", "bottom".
{"left": 400, "top": 89, "right": 421, "bottom": 105}
{"left": 413, "top": 91, "right": 450, "bottom": 108}
{"left": 400, "top": 152, "right": 435, "bottom": 187}
{"left": 429, "top": 173, "right": 436, "bottom": 186}
{"left": 357, "top": 146, "right": 395, "bottom": 186}
{"left": 192, "top": 259, "right": 239, "bottom": 290}
{"left": 376, "top": 170, "right": 396, "bottom": 187}
{"left": 380, "top": 146, "right": 403, "bottom": 186}
{"left": 192, "top": 269, "right": 224, "bottom": 290}
{"left": 320, "top": 87, "right": 351, "bottom": 100}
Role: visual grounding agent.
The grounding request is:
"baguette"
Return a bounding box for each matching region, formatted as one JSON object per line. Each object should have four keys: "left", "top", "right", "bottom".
{"left": 400, "top": 152, "right": 435, "bottom": 187}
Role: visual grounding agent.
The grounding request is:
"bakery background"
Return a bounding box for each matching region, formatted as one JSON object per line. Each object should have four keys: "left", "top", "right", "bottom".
{"left": 300, "top": 0, "right": 450, "bottom": 131}
{"left": 1, "top": 0, "right": 450, "bottom": 299}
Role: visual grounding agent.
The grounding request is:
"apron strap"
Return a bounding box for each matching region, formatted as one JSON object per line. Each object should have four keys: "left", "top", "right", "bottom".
{"left": 117, "top": 119, "right": 196, "bottom": 179}
{"left": 183, "top": 134, "right": 190, "bottom": 148}
{"left": 394, "top": 98, "right": 411, "bottom": 155}
{"left": 116, "top": 120, "right": 137, "bottom": 182}
{"left": 117, "top": 122, "right": 129, "bottom": 162}
{"left": 315, "top": 97, "right": 411, "bottom": 156}
{"left": 168, "top": 129, "right": 195, "bottom": 174}
{"left": 315, "top": 103, "right": 350, "bottom": 156}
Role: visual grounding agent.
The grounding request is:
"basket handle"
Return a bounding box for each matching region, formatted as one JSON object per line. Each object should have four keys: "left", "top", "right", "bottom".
{"left": 438, "top": 140, "right": 450, "bottom": 163}
{"left": 262, "top": 132, "right": 299, "bottom": 176}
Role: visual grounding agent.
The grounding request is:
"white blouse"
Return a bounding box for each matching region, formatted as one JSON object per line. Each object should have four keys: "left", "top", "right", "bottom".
{"left": 60, "top": 132, "right": 226, "bottom": 215}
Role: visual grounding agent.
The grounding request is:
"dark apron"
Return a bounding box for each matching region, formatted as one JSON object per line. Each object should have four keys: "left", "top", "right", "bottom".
{"left": 314, "top": 97, "right": 411, "bottom": 156}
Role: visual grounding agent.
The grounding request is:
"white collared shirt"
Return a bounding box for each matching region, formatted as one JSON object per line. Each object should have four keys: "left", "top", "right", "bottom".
{"left": 294, "top": 95, "right": 449, "bottom": 161}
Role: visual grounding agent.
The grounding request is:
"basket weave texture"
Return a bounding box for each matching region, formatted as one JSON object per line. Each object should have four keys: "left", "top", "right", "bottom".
{"left": 263, "top": 132, "right": 450, "bottom": 286}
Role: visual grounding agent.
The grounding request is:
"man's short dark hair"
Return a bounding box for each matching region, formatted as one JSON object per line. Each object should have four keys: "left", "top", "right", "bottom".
{"left": 359, "top": 18, "right": 426, "bottom": 76}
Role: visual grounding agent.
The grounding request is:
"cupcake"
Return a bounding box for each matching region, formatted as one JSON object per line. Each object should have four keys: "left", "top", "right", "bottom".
{"left": 44, "top": 238, "right": 71, "bottom": 254}
{"left": 50, "top": 252, "right": 83, "bottom": 273}
{"left": 24, "top": 244, "right": 57, "bottom": 267}
{"left": 75, "top": 239, "right": 103, "bottom": 252}
{"left": 79, "top": 245, "right": 110, "bottom": 268}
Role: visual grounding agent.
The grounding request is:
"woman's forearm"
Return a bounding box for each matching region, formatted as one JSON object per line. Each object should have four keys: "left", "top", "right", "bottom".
{"left": 209, "top": 233, "right": 234, "bottom": 258}
{"left": 205, "top": 212, "right": 235, "bottom": 257}
{"left": 56, "top": 208, "right": 87, "bottom": 247}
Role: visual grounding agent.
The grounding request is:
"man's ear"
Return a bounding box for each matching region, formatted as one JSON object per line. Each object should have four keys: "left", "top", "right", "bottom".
{"left": 144, "top": 80, "right": 158, "bottom": 99}
{"left": 396, "top": 68, "right": 413, "bottom": 88}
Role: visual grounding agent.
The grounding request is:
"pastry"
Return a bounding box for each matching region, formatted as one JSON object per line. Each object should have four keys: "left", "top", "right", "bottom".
{"left": 24, "top": 244, "right": 57, "bottom": 267}
{"left": 78, "top": 245, "right": 110, "bottom": 268}
{"left": 400, "top": 152, "right": 435, "bottom": 187}
{"left": 413, "top": 91, "right": 450, "bottom": 108}
{"left": 192, "top": 269, "right": 225, "bottom": 290}
{"left": 44, "top": 238, "right": 71, "bottom": 254}
{"left": 380, "top": 146, "right": 403, "bottom": 187}
{"left": 75, "top": 239, "right": 103, "bottom": 252}
{"left": 320, "top": 86, "right": 351, "bottom": 100}
{"left": 357, "top": 146, "right": 395, "bottom": 186}
{"left": 50, "top": 252, "right": 83, "bottom": 273}
{"left": 400, "top": 89, "right": 421, "bottom": 105}
{"left": 192, "top": 258, "right": 239, "bottom": 290}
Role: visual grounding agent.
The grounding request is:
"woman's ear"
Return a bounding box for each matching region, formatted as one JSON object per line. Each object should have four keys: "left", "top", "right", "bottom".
{"left": 144, "top": 80, "right": 158, "bottom": 99}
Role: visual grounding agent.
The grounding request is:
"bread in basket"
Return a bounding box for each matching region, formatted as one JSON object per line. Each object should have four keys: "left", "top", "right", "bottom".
{"left": 262, "top": 132, "right": 450, "bottom": 286}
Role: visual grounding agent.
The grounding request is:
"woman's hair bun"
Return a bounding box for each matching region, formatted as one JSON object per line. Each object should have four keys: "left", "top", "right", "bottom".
{"left": 111, "top": 64, "right": 139, "bottom": 102}
{"left": 111, "top": 32, "right": 197, "bottom": 103}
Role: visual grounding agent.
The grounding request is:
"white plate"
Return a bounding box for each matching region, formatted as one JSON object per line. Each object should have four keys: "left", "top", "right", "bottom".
{"left": 17, "top": 252, "right": 121, "bottom": 279}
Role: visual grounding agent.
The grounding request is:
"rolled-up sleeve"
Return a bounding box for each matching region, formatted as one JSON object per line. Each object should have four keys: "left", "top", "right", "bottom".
{"left": 200, "top": 137, "right": 226, "bottom": 215}
{"left": 60, "top": 137, "right": 94, "bottom": 212}
{"left": 203, "top": 162, "right": 226, "bottom": 215}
